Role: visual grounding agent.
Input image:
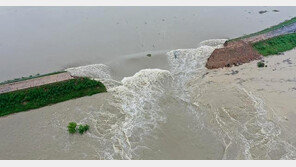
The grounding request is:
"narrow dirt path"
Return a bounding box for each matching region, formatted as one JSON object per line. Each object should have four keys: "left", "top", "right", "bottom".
{"left": 242, "top": 22, "right": 296, "bottom": 43}
{"left": 0, "top": 72, "right": 74, "bottom": 94}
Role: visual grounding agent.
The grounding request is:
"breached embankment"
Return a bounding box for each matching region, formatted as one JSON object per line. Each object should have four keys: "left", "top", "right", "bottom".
{"left": 206, "top": 18, "right": 296, "bottom": 69}
{"left": 206, "top": 41, "right": 261, "bottom": 69}
{"left": 1, "top": 39, "right": 296, "bottom": 160}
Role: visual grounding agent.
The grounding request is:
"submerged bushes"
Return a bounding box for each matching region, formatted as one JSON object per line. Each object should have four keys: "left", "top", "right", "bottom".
{"left": 67, "top": 122, "right": 77, "bottom": 134}
{"left": 67, "top": 122, "right": 89, "bottom": 134}
{"left": 0, "top": 77, "right": 106, "bottom": 117}
{"left": 257, "top": 61, "right": 265, "bottom": 68}
{"left": 78, "top": 124, "right": 89, "bottom": 134}
{"left": 253, "top": 33, "right": 296, "bottom": 56}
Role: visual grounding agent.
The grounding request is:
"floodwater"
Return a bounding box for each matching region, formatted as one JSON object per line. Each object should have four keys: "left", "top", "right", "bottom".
{"left": 1, "top": 7, "right": 296, "bottom": 81}
{"left": 1, "top": 7, "right": 296, "bottom": 160}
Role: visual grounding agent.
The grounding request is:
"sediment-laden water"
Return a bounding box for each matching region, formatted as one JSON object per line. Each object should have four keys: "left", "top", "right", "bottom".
{"left": 62, "top": 39, "right": 225, "bottom": 159}
{"left": 60, "top": 39, "right": 296, "bottom": 159}
{"left": 1, "top": 7, "right": 296, "bottom": 160}
{"left": 2, "top": 7, "right": 296, "bottom": 81}
{"left": 1, "top": 38, "right": 296, "bottom": 159}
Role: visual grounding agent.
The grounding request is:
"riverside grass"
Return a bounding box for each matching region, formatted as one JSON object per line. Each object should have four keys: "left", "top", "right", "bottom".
{"left": 229, "top": 17, "right": 296, "bottom": 42}
{"left": 0, "top": 77, "right": 106, "bottom": 117}
{"left": 252, "top": 33, "right": 296, "bottom": 56}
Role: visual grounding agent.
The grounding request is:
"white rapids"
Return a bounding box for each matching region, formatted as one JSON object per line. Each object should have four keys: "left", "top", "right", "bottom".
{"left": 45, "top": 39, "right": 296, "bottom": 159}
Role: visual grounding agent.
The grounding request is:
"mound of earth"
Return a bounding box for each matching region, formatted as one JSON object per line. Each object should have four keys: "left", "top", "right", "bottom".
{"left": 206, "top": 41, "right": 262, "bottom": 69}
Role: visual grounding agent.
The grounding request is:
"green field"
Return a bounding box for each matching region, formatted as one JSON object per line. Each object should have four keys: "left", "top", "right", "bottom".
{"left": 0, "top": 71, "right": 66, "bottom": 85}
{"left": 229, "top": 17, "right": 296, "bottom": 42}
{"left": 252, "top": 33, "right": 296, "bottom": 56}
{"left": 0, "top": 77, "right": 106, "bottom": 117}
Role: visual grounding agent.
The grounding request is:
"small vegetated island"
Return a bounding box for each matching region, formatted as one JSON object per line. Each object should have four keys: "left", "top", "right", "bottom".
{"left": 206, "top": 17, "right": 296, "bottom": 69}
{"left": 0, "top": 71, "right": 106, "bottom": 117}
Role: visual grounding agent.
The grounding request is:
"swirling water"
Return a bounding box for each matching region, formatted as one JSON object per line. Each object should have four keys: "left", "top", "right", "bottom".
{"left": 64, "top": 38, "right": 296, "bottom": 159}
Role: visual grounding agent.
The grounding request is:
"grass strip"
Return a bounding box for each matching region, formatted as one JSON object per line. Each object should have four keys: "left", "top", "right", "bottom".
{"left": 0, "top": 77, "right": 106, "bottom": 117}
{"left": 229, "top": 17, "right": 296, "bottom": 42}
{"left": 252, "top": 33, "right": 296, "bottom": 56}
{"left": 0, "top": 71, "right": 66, "bottom": 85}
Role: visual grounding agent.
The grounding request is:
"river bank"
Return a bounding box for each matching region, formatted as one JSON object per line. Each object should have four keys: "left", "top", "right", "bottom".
{"left": 0, "top": 77, "right": 106, "bottom": 117}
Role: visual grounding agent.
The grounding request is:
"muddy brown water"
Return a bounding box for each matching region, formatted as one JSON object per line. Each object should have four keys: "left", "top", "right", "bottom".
{"left": 1, "top": 7, "right": 296, "bottom": 160}
{"left": 1, "top": 7, "right": 296, "bottom": 81}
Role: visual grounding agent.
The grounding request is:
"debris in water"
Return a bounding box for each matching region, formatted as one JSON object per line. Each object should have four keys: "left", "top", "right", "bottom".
{"left": 259, "top": 10, "right": 268, "bottom": 14}
{"left": 283, "top": 58, "right": 292, "bottom": 64}
{"left": 202, "top": 72, "right": 209, "bottom": 78}
{"left": 225, "top": 70, "right": 239, "bottom": 75}
{"left": 231, "top": 70, "right": 239, "bottom": 75}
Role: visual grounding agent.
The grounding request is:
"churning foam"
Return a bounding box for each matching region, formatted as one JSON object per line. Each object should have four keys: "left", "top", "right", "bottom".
{"left": 166, "top": 39, "right": 226, "bottom": 104}
{"left": 106, "top": 69, "right": 173, "bottom": 159}
{"left": 66, "top": 64, "right": 112, "bottom": 79}
{"left": 66, "top": 64, "right": 121, "bottom": 90}
{"left": 81, "top": 69, "right": 174, "bottom": 159}
{"left": 166, "top": 39, "right": 296, "bottom": 159}
{"left": 62, "top": 39, "right": 296, "bottom": 159}
{"left": 63, "top": 39, "right": 227, "bottom": 159}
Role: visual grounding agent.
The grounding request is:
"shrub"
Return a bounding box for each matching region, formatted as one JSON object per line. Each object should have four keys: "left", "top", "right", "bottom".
{"left": 78, "top": 124, "right": 90, "bottom": 134}
{"left": 84, "top": 125, "right": 89, "bottom": 131}
{"left": 146, "top": 54, "right": 152, "bottom": 57}
{"left": 257, "top": 62, "right": 265, "bottom": 68}
{"left": 67, "top": 122, "right": 77, "bottom": 134}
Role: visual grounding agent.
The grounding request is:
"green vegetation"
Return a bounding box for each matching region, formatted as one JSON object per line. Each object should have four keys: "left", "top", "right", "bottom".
{"left": 67, "top": 122, "right": 77, "bottom": 134}
{"left": 229, "top": 17, "right": 296, "bottom": 42}
{"left": 252, "top": 33, "right": 296, "bottom": 56}
{"left": 67, "top": 122, "right": 89, "bottom": 134}
{"left": 146, "top": 54, "right": 152, "bottom": 57}
{"left": 78, "top": 124, "right": 89, "bottom": 134}
{"left": 0, "top": 77, "right": 106, "bottom": 117}
{"left": 257, "top": 61, "right": 265, "bottom": 68}
{"left": 0, "top": 71, "right": 66, "bottom": 85}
